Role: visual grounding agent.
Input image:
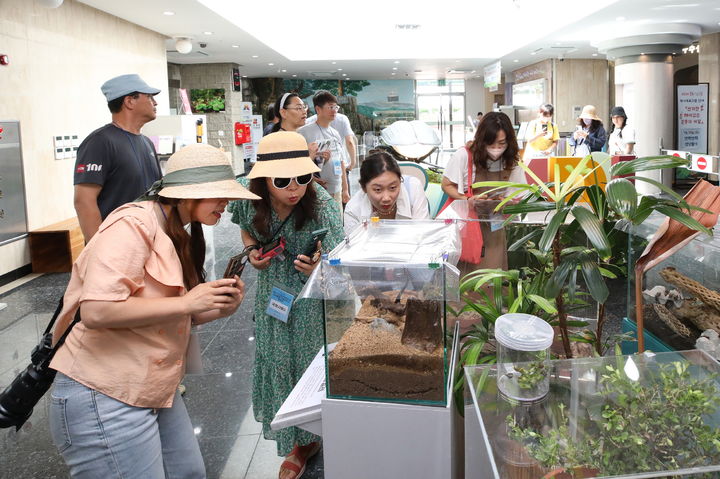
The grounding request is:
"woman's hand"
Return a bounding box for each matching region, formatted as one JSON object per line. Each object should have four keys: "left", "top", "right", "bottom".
{"left": 248, "top": 247, "right": 272, "bottom": 270}
{"left": 309, "top": 142, "right": 319, "bottom": 159}
{"left": 183, "top": 278, "right": 243, "bottom": 315}
{"left": 471, "top": 194, "right": 503, "bottom": 216}
{"left": 294, "top": 246, "right": 321, "bottom": 276}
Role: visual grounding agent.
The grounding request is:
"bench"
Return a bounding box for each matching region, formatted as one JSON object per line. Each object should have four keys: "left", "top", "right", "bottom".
{"left": 28, "top": 218, "right": 84, "bottom": 273}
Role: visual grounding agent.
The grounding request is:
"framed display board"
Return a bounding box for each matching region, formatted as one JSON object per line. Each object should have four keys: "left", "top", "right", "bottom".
{"left": 677, "top": 83, "right": 709, "bottom": 154}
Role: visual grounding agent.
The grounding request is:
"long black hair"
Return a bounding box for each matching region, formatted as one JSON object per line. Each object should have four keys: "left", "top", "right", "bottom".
{"left": 248, "top": 177, "right": 319, "bottom": 240}
{"left": 157, "top": 197, "right": 206, "bottom": 289}
{"left": 470, "top": 111, "right": 519, "bottom": 171}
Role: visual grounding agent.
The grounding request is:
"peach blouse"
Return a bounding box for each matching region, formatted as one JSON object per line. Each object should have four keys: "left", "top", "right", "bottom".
{"left": 50, "top": 201, "right": 189, "bottom": 408}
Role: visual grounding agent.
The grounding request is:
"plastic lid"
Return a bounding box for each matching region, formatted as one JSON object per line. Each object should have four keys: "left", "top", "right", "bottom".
{"left": 494, "top": 313, "right": 554, "bottom": 351}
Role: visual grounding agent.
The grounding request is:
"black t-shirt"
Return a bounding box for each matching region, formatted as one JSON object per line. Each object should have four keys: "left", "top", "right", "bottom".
{"left": 74, "top": 124, "right": 161, "bottom": 219}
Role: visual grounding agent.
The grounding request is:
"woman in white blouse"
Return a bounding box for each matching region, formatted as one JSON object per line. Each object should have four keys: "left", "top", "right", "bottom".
{"left": 607, "top": 106, "right": 636, "bottom": 155}
{"left": 344, "top": 151, "right": 429, "bottom": 235}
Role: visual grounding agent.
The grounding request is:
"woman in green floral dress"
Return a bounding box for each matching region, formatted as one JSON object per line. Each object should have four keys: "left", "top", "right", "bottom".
{"left": 228, "top": 132, "right": 344, "bottom": 479}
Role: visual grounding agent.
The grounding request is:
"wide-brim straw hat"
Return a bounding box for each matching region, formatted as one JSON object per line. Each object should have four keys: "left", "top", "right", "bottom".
{"left": 247, "top": 131, "right": 321, "bottom": 179}
{"left": 578, "top": 105, "right": 601, "bottom": 121}
{"left": 158, "top": 144, "right": 259, "bottom": 200}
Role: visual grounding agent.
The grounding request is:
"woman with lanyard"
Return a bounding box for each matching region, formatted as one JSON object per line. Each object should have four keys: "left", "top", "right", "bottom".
{"left": 441, "top": 111, "right": 525, "bottom": 272}
{"left": 344, "top": 151, "right": 429, "bottom": 235}
{"left": 568, "top": 104, "right": 607, "bottom": 156}
{"left": 607, "top": 106, "right": 636, "bottom": 155}
{"left": 48, "top": 144, "right": 258, "bottom": 478}
{"left": 228, "top": 132, "right": 344, "bottom": 479}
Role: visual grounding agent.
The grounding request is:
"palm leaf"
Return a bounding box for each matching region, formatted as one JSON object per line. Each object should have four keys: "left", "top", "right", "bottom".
{"left": 538, "top": 207, "right": 569, "bottom": 253}
{"left": 610, "top": 155, "right": 688, "bottom": 176}
{"left": 654, "top": 205, "right": 713, "bottom": 236}
{"left": 605, "top": 178, "right": 638, "bottom": 219}
{"left": 527, "top": 294, "right": 558, "bottom": 314}
{"left": 580, "top": 255, "right": 609, "bottom": 304}
{"left": 571, "top": 205, "right": 612, "bottom": 260}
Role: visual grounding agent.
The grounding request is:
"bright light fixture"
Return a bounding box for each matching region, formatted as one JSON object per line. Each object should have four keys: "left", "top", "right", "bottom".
{"left": 394, "top": 60, "right": 400, "bottom": 64}
{"left": 232, "top": 45, "right": 239, "bottom": 48}
{"left": 175, "top": 38, "right": 192, "bottom": 54}
{"left": 203, "top": 31, "right": 213, "bottom": 35}
{"left": 268, "top": 62, "right": 274, "bottom": 66}
{"left": 252, "top": 55, "right": 258, "bottom": 58}
{"left": 281, "top": 69, "right": 287, "bottom": 72}
{"left": 37, "top": 0, "right": 63, "bottom": 7}
{"left": 513, "top": 59, "right": 519, "bottom": 62}
{"left": 163, "top": 11, "right": 175, "bottom": 16}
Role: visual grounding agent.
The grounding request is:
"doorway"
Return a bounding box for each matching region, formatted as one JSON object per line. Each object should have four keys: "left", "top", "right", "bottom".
{"left": 416, "top": 80, "right": 467, "bottom": 165}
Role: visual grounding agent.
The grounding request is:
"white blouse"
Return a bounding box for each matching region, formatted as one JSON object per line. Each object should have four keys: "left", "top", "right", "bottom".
{"left": 443, "top": 147, "right": 526, "bottom": 195}
{"left": 343, "top": 175, "right": 429, "bottom": 235}
{"left": 608, "top": 126, "right": 636, "bottom": 155}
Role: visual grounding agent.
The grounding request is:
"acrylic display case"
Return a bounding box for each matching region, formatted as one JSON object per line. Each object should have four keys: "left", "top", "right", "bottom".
{"left": 300, "top": 219, "right": 461, "bottom": 407}
{"left": 465, "top": 350, "right": 720, "bottom": 478}
{"left": 626, "top": 212, "right": 720, "bottom": 352}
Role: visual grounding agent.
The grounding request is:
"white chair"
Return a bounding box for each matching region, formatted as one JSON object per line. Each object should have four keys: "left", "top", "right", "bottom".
{"left": 397, "top": 162, "right": 428, "bottom": 190}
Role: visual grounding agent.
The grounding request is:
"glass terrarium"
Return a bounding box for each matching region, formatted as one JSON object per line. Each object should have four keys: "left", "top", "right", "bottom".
{"left": 300, "top": 219, "right": 461, "bottom": 407}
{"left": 626, "top": 212, "right": 720, "bottom": 354}
{"left": 465, "top": 350, "right": 720, "bottom": 478}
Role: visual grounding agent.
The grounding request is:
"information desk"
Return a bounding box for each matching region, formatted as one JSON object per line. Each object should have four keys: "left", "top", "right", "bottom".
{"left": 465, "top": 350, "right": 720, "bottom": 478}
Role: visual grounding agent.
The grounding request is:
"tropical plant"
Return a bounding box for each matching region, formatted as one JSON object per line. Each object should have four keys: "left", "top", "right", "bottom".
{"left": 507, "top": 354, "right": 720, "bottom": 477}
{"left": 474, "top": 152, "right": 712, "bottom": 357}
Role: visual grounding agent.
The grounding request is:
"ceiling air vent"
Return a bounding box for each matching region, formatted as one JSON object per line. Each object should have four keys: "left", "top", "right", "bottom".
{"left": 309, "top": 72, "right": 335, "bottom": 78}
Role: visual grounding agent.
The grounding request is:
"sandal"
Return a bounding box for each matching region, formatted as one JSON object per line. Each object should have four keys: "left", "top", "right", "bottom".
{"left": 278, "top": 442, "right": 321, "bottom": 479}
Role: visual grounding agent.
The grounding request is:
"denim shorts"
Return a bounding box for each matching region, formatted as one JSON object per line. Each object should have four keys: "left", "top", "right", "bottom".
{"left": 49, "top": 373, "right": 205, "bottom": 478}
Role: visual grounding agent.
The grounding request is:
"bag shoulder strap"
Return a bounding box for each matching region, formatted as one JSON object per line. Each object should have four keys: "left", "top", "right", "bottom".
{"left": 465, "top": 147, "right": 474, "bottom": 198}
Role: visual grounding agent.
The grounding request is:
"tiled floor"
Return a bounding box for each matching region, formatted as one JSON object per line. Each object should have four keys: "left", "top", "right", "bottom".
{"left": 0, "top": 212, "right": 323, "bottom": 479}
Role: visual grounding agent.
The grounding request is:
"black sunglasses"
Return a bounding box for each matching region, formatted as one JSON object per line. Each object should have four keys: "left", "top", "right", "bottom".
{"left": 272, "top": 174, "right": 313, "bottom": 189}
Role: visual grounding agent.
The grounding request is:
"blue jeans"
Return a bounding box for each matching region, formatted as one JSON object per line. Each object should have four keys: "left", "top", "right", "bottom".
{"left": 49, "top": 373, "right": 205, "bottom": 478}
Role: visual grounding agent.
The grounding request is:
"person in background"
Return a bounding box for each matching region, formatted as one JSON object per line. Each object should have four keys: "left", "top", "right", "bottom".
{"left": 344, "top": 151, "right": 429, "bottom": 235}
{"left": 607, "top": 106, "right": 636, "bottom": 155}
{"left": 74, "top": 74, "right": 162, "bottom": 242}
{"left": 441, "top": 112, "right": 525, "bottom": 271}
{"left": 306, "top": 109, "right": 357, "bottom": 171}
{"left": 473, "top": 111, "right": 484, "bottom": 128}
{"left": 298, "top": 91, "right": 350, "bottom": 215}
{"left": 263, "top": 103, "right": 279, "bottom": 136}
{"left": 522, "top": 103, "right": 559, "bottom": 161}
{"left": 228, "top": 132, "right": 344, "bottom": 479}
{"left": 49, "top": 144, "right": 258, "bottom": 478}
{"left": 270, "top": 93, "right": 308, "bottom": 133}
{"left": 568, "top": 105, "right": 607, "bottom": 157}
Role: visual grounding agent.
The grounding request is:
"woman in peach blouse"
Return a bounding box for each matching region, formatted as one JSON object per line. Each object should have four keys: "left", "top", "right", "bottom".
{"left": 48, "top": 145, "right": 259, "bottom": 478}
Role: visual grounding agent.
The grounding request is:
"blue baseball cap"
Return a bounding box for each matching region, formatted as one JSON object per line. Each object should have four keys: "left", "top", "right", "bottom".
{"left": 101, "top": 74, "right": 161, "bottom": 102}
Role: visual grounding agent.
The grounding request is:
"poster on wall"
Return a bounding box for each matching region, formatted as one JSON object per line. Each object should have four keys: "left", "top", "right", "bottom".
{"left": 484, "top": 60, "right": 501, "bottom": 89}
{"left": 677, "top": 83, "right": 708, "bottom": 153}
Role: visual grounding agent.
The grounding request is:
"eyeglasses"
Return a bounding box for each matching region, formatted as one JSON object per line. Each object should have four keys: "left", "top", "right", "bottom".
{"left": 284, "top": 104, "right": 308, "bottom": 111}
{"left": 272, "top": 174, "right": 313, "bottom": 189}
{"left": 324, "top": 105, "right": 340, "bottom": 112}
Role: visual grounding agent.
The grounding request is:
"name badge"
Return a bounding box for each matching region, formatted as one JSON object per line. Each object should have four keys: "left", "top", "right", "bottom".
{"left": 333, "top": 158, "right": 342, "bottom": 176}
{"left": 266, "top": 285, "right": 295, "bottom": 323}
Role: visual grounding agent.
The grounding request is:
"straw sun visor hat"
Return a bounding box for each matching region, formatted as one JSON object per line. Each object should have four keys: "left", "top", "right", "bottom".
{"left": 247, "top": 131, "right": 320, "bottom": 179}
{"left": 149, "top": 144, "right": 259, "bottom": 200}
{"left": 577, "top": 105, "right": 601, "bottom": 121}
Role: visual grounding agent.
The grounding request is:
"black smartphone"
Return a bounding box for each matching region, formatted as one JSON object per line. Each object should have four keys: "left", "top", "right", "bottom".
{"left": 223, "top": 253, "right": 247, "bottom": 279}
{"left": 302, "top": 228, "right": 328, "bottom": 259}
{"left": 542, "top": 123, "right": 548, "bottom": 132}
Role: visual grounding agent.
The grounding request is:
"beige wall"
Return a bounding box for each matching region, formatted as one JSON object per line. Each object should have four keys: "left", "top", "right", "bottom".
{"left": 700, "top": 32, "right": 720, "bottom": 155}
{"left": 553, "top": 59, "right": 611, "bottom": 133}
{"left": 0, "top": 0, "right": 168, "bottom": 275}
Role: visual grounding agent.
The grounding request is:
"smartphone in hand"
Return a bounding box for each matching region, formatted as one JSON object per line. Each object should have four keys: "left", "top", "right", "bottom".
{"left": 302, "top": 228, "right": 328, "bottom": 262}
{"left": 223, "top": 253, "right": 248, "bottom": 279}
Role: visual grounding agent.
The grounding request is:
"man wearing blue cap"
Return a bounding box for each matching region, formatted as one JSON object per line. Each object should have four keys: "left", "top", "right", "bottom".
{"left": 74, "top": 74, "right": 162, "bottom": 242}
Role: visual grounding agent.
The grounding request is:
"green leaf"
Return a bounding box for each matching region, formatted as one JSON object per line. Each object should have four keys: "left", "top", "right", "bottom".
{"left": 606, "top": 178, "right": 638, "bottom": 220}
{"left": 516, "top": 161, "right": 556, "bottom": 200}
{"left": 598, "top": 267, "right": 618, "bottom": 279}
{"left": 545, "top": 258, "right": 575, "bottom": 298}
{"left": 508, "top": 228, "right": 543, "bottom": 251}
{"left": 654, "top": 205, "right": 713, "bottom": 236}
{"left": 527, "top": 294, "right": 558, "bottom": 314}
{"left": 621, "top": 176, "right": 684, "bottom": 203}
{"left": 585, "top": 185, "right": 608, "bottom": 221}
{"left": 503, "top": 201, "right": 556, "bottom": 214}
{"left": 580, "top": 256, "right": 609, "bottom": 304}
{"left": 538, "top": 207, "right": 569, "bottom": 253}
{"left": 571, "top": 205, "right": 612, "bottom": 260}
{"left": 610, "top": 155, "right": 688, "bottom": 177}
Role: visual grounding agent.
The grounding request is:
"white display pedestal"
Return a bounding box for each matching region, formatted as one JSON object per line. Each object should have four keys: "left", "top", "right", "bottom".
{"left": 271, "top": 324, "right": 461, "bottom": 479}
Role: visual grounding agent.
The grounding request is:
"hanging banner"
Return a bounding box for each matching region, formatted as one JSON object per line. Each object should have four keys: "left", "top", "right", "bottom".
{"left": 484, "top": 60, "right": 501, "bottom": 89}
{"left": 677, "top": 83, "right": 708, "bottom": 153}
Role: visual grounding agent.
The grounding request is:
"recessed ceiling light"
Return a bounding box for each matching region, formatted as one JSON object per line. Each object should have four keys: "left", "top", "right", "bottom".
{"left": 251, "top": 55, "right": 258, "bottom": 58}
{"left": 232, "top": 45, "right": 239, "bottom": 48}
{"left": 337, "top": 68, "right": 343, "bottom": 71}
{"left": 530, "top": 51, "right": 536, "bottom": 55}
{"left": 616, "top": 16, "right": 626, "bottom": 21}
{"left": 391, "top": 72, "right": 396, "bottom": 75}
{"left": 394, "top": 60, "right": 400, "bottom": 64}
{"left": 341, "top": 73, "right": 347, "bottom": 76}
{"left": 332, "top": 61, "right": 337, "bottom": 64}
{"left": 292, "top": 74, "right": 297, "bottom": 77}
{"left": 203, "top": 31, "right": 213, "bottom": 35}
{"left": 163, "top": 11, "right": 174, "bottom": 16}
{"left": 513, "top": 59, "right": 519, "bottom": 62}
{"left": 592, "top": 53, "right": 598, "bottom": 56}
{"left": 392, "top": 67, "right": 398, "bottom": 70}
{"left": 641, "top": 52, "right": 645, "bottom": 55}
{"left": 281, "top": 69, "right": 287, "bottom": 72}
{"left": 242, "top": 75, "right": 247, "bottom": 78}
{"left": 268, "top": 62, "right": 274, "bottom": 66}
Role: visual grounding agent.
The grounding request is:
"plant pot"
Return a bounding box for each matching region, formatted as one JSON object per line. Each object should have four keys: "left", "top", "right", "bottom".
{"left": 543, "top": 466, "right": 600, "bottom": 478}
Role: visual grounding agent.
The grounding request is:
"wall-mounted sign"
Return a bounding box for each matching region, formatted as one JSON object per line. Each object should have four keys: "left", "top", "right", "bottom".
{"left": 484, "top": 60, "right": 501, "bottom": 89}
{"left": 690, "top": 153, "right": 718, "bottom": 174}
{"left": 677, "top": 83, "right": 708, "bottom": 153}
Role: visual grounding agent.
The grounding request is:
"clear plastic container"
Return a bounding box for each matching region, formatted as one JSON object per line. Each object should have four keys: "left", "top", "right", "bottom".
{"left": 495, "top": 313, "right": 554, "bottom": 402}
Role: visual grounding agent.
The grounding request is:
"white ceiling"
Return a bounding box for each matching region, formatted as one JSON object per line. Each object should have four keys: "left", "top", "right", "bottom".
{"left": 77, "top": 0, "right": 720, "bottom": 80}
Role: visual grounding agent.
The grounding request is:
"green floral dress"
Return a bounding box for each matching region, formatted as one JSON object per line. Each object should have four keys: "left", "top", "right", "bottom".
{"left": 229, "top": 180, "right": 344, "bottom": 456}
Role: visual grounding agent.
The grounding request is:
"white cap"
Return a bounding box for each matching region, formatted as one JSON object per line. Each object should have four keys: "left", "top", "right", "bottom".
{"left": 495, "top": 313, "right": 554, "bottom": 351}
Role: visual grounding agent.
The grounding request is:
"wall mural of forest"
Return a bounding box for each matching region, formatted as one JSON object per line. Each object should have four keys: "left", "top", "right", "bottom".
{"left": 246, "top": 78, "right": 415, "bottom": 134}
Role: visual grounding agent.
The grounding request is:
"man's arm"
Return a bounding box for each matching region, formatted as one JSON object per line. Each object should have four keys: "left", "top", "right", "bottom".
{"left": 74, "top": 184, "right": 103, "bottom": 242}
{"left": 341, "top": 160, "right": 350, "bottom": 203}
{"left": 344, "top": 134, "right": 357, "bottom": 171}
